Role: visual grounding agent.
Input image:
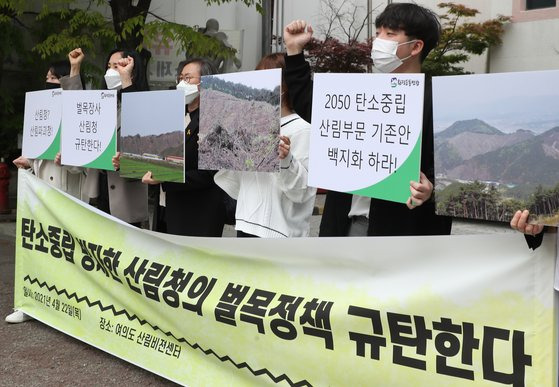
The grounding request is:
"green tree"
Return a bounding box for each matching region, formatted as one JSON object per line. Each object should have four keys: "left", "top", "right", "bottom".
{"left": 33, "top": 0, "right": 263, "bottom": 67}
{"left": 437, "top": 181, "right": 519, "bottom": 221}
{"left": 423, "top": 2, "right": 511, "bottom": 76}
{"left": 304, "top": 0, "right": 375, "bottom": 73}
{"left": 0, "top": 0, "right": 262, "bottom": 158}
{"left": 303, "top": 2, "right": 510, "bottom": 75}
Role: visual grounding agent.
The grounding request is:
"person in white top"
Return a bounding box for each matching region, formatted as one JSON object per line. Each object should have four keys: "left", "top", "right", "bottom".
{"left": 214, "top": 53, "right": 316, "bottom": 238}
{"left": 7, "top": 48, "right": 89, "bottom": 324}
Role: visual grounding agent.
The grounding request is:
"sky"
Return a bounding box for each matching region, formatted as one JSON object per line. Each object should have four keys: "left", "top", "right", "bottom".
{"left": 202, "top": 68, "right": 281, "bottom": 91}
{"left": 121, "top": 90, "right": 185, "bottom": 137}
{"left": 433, "top": 69, "right": 559, "bottom": 133}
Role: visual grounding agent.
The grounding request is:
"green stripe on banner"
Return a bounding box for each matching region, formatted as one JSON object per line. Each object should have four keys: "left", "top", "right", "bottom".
{"left": 13, "top": 169, "right": 557, "bottom": 386}
{"left": 349, "top": 133, "right": 422, "bottom": 203}
{"left": 37, "top": 122, "right": 61, "bottom": 160}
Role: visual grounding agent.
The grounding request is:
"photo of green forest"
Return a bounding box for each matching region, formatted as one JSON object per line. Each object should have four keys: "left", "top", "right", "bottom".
{"left": 433, "top": 71, "right": 559, "bottom": 226}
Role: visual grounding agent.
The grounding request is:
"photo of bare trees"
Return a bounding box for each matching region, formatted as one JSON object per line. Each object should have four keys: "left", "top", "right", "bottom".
{"left": 433, "top": 70, "right": 559, "bottom": 226}
{"left": 198, "top": 69, "right": 281, "bottom": 172}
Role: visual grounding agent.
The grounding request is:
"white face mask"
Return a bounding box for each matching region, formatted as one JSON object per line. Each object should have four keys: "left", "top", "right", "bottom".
{"left": 371, "top": 38, "right": 416, "bottom": 73}
{"left": 104, "top": 68, "right": 122, "bottom": 90}
{"left": 176, "top": 80, "right": 200, "bottom": 105}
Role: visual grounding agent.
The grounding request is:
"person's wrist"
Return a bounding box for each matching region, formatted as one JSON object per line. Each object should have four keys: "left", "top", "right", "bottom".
{"left": 70, "top": 64, "right": 80, "bottom": 77}
{"left": 120, "top": 74, "right": 132, "bottom": 88}
{"left": 285, "top": 44, "right": 303, "bottom": 56}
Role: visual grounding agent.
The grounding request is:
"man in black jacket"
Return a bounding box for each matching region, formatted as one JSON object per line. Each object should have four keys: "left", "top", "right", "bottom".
{"left": 142, "top": 58, "right": 226, "bottom": 236}
{"left": 283, "top": 3, "right": 452, "bottom": 237}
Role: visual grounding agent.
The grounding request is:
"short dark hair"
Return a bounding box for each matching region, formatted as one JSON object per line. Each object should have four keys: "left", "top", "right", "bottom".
{"left": 255, "top": 53, "right": 291, "bottom": 111}
{"left": 375, "top": 3, "right": 441, "bottom": 62}
{"left": 177, "top": 58, "right": 217, "bottom": 79}
{"left": 48, "top": 60, "right": 70, "bottom": 79}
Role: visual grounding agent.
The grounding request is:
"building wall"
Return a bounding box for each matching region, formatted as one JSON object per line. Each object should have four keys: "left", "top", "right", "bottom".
{"left": 145, "top": 1, "right": 262, "bottom": 72}
{"left": 402, "top": 0, "right": 559, "bottom": 74}
{"left": 493, "top": 0, "right": 559, "bottom": 72}
{"left": 83, "top": 0, "right": 559, "bottom": 75}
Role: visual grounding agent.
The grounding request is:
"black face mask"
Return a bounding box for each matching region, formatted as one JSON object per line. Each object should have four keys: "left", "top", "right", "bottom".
{"left": 45, "top": 82, "right": 61, "bottom": 90}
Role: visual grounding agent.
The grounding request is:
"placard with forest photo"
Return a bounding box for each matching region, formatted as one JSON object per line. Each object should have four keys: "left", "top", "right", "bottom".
{"left": 433, "top": 70, "right": 559, "bottom": 226}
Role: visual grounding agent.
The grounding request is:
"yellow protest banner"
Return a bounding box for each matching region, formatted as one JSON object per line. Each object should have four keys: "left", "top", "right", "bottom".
{"left": 14, "top": 170, "right": 556, "bottom": 386}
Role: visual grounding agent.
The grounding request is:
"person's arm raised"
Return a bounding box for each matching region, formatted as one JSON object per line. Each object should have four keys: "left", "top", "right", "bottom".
{"left": 284, "top": 20, "right": 313, "bottom": 56}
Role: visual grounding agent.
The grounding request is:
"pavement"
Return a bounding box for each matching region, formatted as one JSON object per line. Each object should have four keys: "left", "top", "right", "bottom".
{"left": 0, "top": 168, "right": 515, "bottom": 386}
{"left": 0, "top": 168, "right": 177, "bottom": 386}
{"left": 0, "top": 231, "right": 178, "bottom": 386}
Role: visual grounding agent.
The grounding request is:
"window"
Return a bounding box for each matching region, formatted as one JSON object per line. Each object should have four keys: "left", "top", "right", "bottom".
{"left": 526, "top": 0, "right": 556, "bottom": 10}
{"left": 513, "top": 0, "right": 559, "bottom": 21}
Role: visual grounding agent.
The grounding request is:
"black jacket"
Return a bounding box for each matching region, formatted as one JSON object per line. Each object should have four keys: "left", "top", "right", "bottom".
{"left": 161, "top": 108, "right": 225, "bottom": 236}
{"left": 284, "top": 53, "right": 452, "bottom": 236}
{"left": 525, "top": 230, "right": 546, "bottom": 250}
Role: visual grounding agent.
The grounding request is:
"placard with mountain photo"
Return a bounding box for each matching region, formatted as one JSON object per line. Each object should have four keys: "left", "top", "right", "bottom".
{"left": 433, "top": 70, "right": 559, "bottom": 226}
{"left": 120, "top": 90, "right": 185, "bottom": 182}
{"left": 198, "top": 68, "right": 281, "bottom": 172}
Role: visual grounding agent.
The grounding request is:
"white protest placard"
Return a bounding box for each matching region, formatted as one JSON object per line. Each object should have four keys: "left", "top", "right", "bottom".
{"left": 22, "top": 89, "right": 63, "bottom": 160}
{"left": 60, "top": 90, "right": 117, "bottom": 170}
{"left": 309, "top": 73, "right": 425, "bottom": 203}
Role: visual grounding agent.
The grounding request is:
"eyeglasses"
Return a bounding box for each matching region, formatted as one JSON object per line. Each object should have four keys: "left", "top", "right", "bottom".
{"left": 177, "top": 75, "right": 199, "bottom": 84}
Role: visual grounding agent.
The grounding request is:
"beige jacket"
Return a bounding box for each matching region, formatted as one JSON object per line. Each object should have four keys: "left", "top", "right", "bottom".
{"left": 60, "top": 75, "right": 148, "bottom": 223}
{"left": 31, "top": 159, "right": 87, "bottom": 201}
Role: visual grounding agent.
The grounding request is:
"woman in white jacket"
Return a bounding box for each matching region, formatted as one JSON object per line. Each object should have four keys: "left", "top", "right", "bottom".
{"left": 7, "top": 49, "right": 89, "bottom": 324}
{"left": 13, "top": 50, "right": 89, "bottom": 201}
{"left": 214, "top": 53, "right": 316, "bottom": 238}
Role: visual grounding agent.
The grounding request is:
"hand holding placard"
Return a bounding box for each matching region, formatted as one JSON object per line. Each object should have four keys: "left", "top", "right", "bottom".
{"left": 278, "top": 135, "right": 291, "bottom": 160}
{"left": 13, "top": 156, "right": 31, "bottom": 169}
{"left": 406, "top": 172, "right": 432, "bottom": 209}
{"left": 112, "top": 151, "right": 121, "bottom": 171}
{"left": 141, "top": 171, "right": 161, "bottom": 185}
{"left": 510, "top": 210, "right": 545, "bottom": 236}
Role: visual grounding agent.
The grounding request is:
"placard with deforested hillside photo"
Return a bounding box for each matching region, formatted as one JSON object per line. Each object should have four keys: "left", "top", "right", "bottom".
{"left": 198, "top": 68, "right": 281, "bottom": 172}
{"left": 120, "top": 90, "right": 185, "bottom": 182}
{"left": 433, "top": 70, "right": 559, "bottom": 226}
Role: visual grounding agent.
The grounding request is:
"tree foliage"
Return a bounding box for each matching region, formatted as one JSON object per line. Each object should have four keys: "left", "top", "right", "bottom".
{"left": 0, "top": 0, "right": 261, "bottom": 158}
{"left": 305, "top": 0, "right": 374, "bottom": 73}
{"left": 304, "top": 1, "right": 510, "bottom": 76}
{"left": 437, "top": 181, "right": 559, "bottom": 224}
{"left": 30, "top": 0, "right": 253, "bottom": 63}
{"left": 423, "top": 2, "right": 511, "bottom": 76}
{"left": 306, "top": 37, "right": 372, "bottom": 73}
{"left": 203, "top": 75, "right": 280, "bottom": 106}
